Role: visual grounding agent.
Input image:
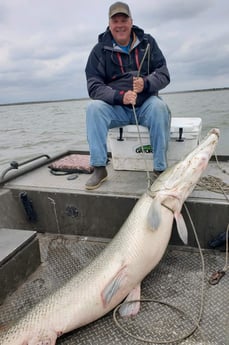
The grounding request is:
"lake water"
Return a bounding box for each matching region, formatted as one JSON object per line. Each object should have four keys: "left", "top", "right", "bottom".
{"left": 0, "top": 89, "right": 228, "bottom": 171}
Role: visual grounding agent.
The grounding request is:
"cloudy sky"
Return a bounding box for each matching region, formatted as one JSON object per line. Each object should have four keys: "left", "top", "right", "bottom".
{"left": 0, "top": 0, "right": 228, "bottom": 104}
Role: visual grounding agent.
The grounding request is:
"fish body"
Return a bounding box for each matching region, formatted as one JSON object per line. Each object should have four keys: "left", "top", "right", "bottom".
{"left": 0, "top": 128, "right": 219, "bottom": 345}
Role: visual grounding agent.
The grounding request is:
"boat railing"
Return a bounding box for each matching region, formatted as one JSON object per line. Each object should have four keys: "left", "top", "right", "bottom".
{"left": 0, "top": 150, "right": 95, "bottom": 186}
{"left": 0, "top": 154, "right": 50, "bottom": 186}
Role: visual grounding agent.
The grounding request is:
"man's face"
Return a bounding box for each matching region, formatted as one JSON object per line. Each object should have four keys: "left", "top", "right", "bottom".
{"left": 109, "top": 14, "right": 132, "bottom": 46}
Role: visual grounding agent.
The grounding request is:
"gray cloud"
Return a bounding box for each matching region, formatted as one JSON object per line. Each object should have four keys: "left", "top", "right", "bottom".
{"left": 0, "top": 0, "right": 228, "bottom": 103}
{"left": 133, "top": 0, "right": 216, "bottom": 29}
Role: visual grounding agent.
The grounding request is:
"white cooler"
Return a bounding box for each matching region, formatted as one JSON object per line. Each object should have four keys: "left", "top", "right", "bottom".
{"left": 108, "top": 117, "right": 202, "bottom": 171}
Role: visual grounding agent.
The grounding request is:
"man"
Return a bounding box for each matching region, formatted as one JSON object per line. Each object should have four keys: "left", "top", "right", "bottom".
{"left": 85, "top": 1, "right": 171, "bottom": 190}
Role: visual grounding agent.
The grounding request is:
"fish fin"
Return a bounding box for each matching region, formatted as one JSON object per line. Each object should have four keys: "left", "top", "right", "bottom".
{"left": 119, "top": 283, "right": 141, "bottom": 317}
{"left": 175, "top": 212, "right": 188, "bottom": 244}
{"left": 101, "top": 266, "right": 127, "bottom": 307}
{"left": 147, "top": 199, "right": 162, "bottom": 230}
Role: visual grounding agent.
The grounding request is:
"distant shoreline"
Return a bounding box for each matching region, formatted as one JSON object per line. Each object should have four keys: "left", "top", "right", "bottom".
{"left": 1, "top": 87, "right": 228, "bottom": 107}
{"left": 162, "top": 87, "right": 229, "bottom": 95}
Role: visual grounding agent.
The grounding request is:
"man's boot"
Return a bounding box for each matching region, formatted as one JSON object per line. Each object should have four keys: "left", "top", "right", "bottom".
{"left": 85, "top": 166, "right": 108, "bottom": 190}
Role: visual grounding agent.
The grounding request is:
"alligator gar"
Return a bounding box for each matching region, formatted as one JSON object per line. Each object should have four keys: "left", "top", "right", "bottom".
{"left": 0, "top": 128, "right": 219, "bottom": 345}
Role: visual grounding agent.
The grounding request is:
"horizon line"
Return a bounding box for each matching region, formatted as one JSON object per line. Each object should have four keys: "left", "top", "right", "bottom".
{"left": 0, "top": 87, "right": 228, "bottom": 107}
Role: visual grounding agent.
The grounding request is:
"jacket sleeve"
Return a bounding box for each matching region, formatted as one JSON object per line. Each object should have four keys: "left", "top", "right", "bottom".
{"left": 143, "top": 35, "right": 170, "bottom": 93}
{"left": 85, "top": 44, "right": 124, "bottom": 105}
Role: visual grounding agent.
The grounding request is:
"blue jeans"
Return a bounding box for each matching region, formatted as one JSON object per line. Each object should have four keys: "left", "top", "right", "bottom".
{"left": 86, "top": 96, "right": 171, "bottom": 171}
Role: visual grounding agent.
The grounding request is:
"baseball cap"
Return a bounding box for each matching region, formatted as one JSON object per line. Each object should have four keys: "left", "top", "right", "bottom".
{"left": 109, "top": 2, "right": 131, "bottom": 18}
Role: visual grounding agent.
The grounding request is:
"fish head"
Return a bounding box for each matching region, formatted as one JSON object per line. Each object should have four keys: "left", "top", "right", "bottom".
{"left": 148, "top": 128, "right": 219, "bottom": 244}
{"left": 150, "top": 128, "right": 220, "bottom": 205}
{"left": 179, "top": 128, "right": 220, "bottom": 170}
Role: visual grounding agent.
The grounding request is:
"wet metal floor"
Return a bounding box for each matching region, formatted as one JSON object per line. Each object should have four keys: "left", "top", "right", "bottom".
{"left": 0, "top": 234, "right": 228, "bottom": 345}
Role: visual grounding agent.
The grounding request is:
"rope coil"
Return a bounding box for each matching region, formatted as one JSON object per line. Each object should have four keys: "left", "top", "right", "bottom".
{"left": 196, "top": 175, "right": 229, "bottom": 198}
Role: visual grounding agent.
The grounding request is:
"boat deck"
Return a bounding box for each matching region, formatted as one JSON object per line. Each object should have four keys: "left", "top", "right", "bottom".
{"left": 0, "top": 233, "right": 228, "bottom": 344}
{"left": 0, "top": 153, "right": 228, "bottom": 247}
{"left": 2, "top": 154, "right": 229, "bottom": 199}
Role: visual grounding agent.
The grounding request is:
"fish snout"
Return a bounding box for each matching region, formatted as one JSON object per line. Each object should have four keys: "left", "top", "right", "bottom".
{"left": 209, "top": 128, "right": 220, "bottom": 138}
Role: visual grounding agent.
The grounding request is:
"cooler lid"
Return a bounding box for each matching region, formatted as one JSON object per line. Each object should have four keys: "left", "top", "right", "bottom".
{"left": 123, "top": 125, "right": 149, "bottom": 133}
{"left": 170, "top": 117, "right": 202, "bottom": 133}
{"left": 109, "top": 118, "right": 202, "bottom": 134}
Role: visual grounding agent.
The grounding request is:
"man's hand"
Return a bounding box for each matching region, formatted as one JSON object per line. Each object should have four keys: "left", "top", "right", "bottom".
{"left": 133, "top": 77, "right": 144, "bottom": 94}
{"left": 123, "top": 90, "right": 137, "bottom": 105}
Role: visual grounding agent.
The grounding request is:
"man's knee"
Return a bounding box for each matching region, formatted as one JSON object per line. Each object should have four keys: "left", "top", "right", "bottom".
{"left": 86, "top": 100, "right": 108, "bottom": 125}
{"left": 149, "top": 96, "right": 168, "bottom": 112}
{"left": 146, "top": 97, "right": 170, "bottom": 124}
{"left": 87, "top": 100, "right": 104, "bottom": 114}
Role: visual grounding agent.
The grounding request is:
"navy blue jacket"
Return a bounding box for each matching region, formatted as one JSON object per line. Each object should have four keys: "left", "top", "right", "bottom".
{"left": 85, "top": 25, "right": 170, "bottom": 107}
